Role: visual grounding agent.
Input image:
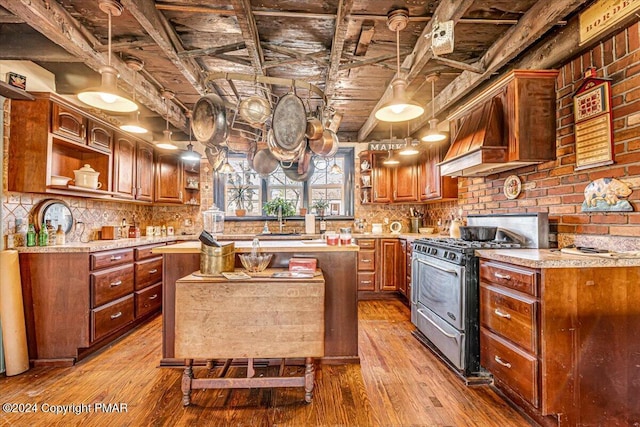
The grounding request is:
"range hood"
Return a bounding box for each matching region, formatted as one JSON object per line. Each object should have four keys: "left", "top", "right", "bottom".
{"left": 439, "top": 69, "right": 558, "bottom": 178}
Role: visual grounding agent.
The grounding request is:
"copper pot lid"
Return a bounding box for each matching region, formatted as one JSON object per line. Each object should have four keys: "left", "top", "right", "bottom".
{"left": 271, "top": 92, "right": 307, "bottom": 151}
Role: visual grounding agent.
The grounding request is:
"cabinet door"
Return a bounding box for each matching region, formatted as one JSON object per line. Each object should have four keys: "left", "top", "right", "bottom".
{"left": 394, "top": 163, "right": 419, "bottom": 202}
{"left": 136, "top": 142, "right": 155, "bottom": 202}
{"left": 51, "top": 102, "right": 86, "bottom": 142}
{"left": 155, "top": 152, "right": 184, "bottom": 203}
{"left": 420, "top": 144, "right": 458, "bottom": 201}
{"left": 397, "top": 239, "right": 408, "bottom": 296}
{"left": 371, "top": 153, "right": 392, "bottom": 203}
{"left": 113, "top": 135, "right": 137, "bottom": 199}
{"left": 88, "top": 120, "right": 113, "bottom": 153}
{"left": 377, "top": 239, "right": 399, "bottom": 291}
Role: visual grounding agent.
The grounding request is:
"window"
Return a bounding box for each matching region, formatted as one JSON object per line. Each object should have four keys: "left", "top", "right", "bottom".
{"left": 214, "top": 148, "right": 354, "bottom": 218}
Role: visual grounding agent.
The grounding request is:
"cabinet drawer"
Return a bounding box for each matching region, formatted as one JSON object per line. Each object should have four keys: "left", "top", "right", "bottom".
{"left": 480, "top": 284, "right": 537, "bottom": 353}
{"left": 91, "top": 248, "right": 134, "bottom": 270}
{"left": 480, "top": 260, "right": 538, "bottom": 296}
{"left": 135, "top": 283, "right": 162, "bottom": 318}
{"left": 357, "top": 250, "right": 375, "bottom": 271}
{"left": 91, "top": 295, "right": 134, "bottom": 342}
{"left": 135, "top": 257, "right": 163, "bottom": 290}
{"left": 481, "top": 328, "right": 539, "bottom": 408}
{"left": 91, "top": 264, "right": 134, "bottom": 308}
{"left": 357, "top": 239, "right": 376, "bottom": 249}
{"left": 135, "top": 243, "right": 166, "bottom": 261}
{"left": 357, "top": 272, "right": 375, "bottom": 291}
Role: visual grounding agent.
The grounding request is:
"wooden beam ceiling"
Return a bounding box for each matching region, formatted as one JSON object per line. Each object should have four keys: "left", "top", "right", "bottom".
{"left": 0, "top": 0, "right": 187, "bottom": 129}
{"left": 408, "top": 0, "right": 589, "bottom": 137}
{"left": 324, "top": 0, "right": 355, "bottom": 104}
{"left": 229, "top": 0, "right": 265, "bottom": 75}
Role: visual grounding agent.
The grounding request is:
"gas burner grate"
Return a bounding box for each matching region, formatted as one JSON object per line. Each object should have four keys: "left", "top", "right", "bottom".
{"left": 414, "top": 238, "right": 521, "bottom": 253}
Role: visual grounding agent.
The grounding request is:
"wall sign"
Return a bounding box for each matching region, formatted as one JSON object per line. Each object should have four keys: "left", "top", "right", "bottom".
{"left": 573, "top": 68, "right": 614, "bottom": 171}
{"left": 579, "top": 0, "right": 640, "bottom": 46}
{"left": 368, "top": 141, "right": 404, "bottom": 151}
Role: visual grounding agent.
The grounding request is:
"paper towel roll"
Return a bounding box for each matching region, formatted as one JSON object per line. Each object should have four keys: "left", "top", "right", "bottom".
{"left": 305, "top": 214, "right": 316, "bottom": 234}
{"left": 0, "top": 250, "right": 29, "bottom": 376}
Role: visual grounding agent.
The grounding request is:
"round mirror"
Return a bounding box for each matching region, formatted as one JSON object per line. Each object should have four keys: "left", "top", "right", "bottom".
{"left": 34, "top": 199, "right": 74, "bottom": 234}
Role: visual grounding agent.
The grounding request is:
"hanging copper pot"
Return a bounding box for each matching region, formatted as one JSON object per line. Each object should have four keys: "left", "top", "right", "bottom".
{"left": 192, "top": 94, "right": 228, "bottom": 146}
{"left": 309, "top": 129, "right": 338, "bottom": 157}
{"left": 252, "top": 148, "right": 279, "bottom": 177}
{"left": 272, "top": 92, "right": 307, "bottom": 151}
{"left": 305, "top": 117, "right": 324, "bottom": 140}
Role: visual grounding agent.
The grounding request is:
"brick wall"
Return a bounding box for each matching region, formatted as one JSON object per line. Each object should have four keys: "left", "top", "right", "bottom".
{"left": 458, "top": 22, "right": 640, "bottom": 243}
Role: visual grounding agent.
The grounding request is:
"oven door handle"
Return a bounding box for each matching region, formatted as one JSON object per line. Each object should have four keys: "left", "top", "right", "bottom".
{"left": 417, "top": 309, "right": 458, "bottom": 339}
{"left": 415, "top": 258, "right": 459, "bottom": 276}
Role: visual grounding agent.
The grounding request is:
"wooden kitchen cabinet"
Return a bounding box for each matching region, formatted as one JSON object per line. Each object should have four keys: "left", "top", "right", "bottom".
{"left": 378, "top": 239, "right": 400, "bottom": 291}
{"left": 397, "top": 239, "right": 408, "bottom": 297}
{"left": 393, "top": 162, "right": 419, "bottom": 202}
{"left": 155, "top": 151, "right": 184, "bottom": 203}
{"left": 419, "top": 143, "right": 458, "bottom": 201}
{"left": 113, "top": 135, "right": 154, "bottom": 201}
{"left": 87, "top": 120, "right": 113, "bottom": 153}
{"left": 19, "top": 243, "right": 164, "bottom": 366}
{"left": 371, "top": 153, "right": 392, "bottom": 203}
{"left": 356, "top": 238, "right": 376, "bottom": 291}
{"left": 479, "top": 258, "right": 640, "bottom": 427}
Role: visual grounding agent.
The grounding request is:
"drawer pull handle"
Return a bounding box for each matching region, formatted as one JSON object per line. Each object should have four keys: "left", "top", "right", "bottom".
{"left": 110, "top": 280, "right": 122, "bottom": 287}
{"left": 494, "top": 356, "right": 512, "bottom": 368}
{"left": 494, "top": 309, "right": 511, "bottom": 319}
{"left": 361, "top": 259, "right": 372, "bottom": 263}
{"left": 110, "top": 255, "right": 123, "bottom": 261}
{"left": 361, "top": 280, "right": 372, "bottom": 284}
{"left": 149, "top": 294, "right": 158, "bottom": 300}
{"left": 149, "top": 269, "right": 158, "bottom": 274}
{"left": 110, "top": 311, "right": 123, "bottom": 320}
{"left": 494, "top": 272, "right": 511, "bottom": 280}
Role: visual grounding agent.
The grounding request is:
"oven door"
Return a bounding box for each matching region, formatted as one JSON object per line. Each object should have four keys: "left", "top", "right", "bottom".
{"left": 411, "top": 253, "right": 466, "bottom": 330}
{"left": 414, "top": 305, "right": 466, "bottom": 370}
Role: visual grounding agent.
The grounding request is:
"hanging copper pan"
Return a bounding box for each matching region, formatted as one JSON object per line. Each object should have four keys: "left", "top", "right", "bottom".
{"left": 267, "top": 129, "right": 299, "bottom": 162}
{"left": 252, "top": 148, "right": 279, "bottom": 177}
{"left": 271, "top": 92, "right": 307, "bottom": 151}
{"left": 192, "top": 94, "right": 228, "bottom": 146}
{"left": 239, "top": 95, "right": 271, "bottom": 127}
{"left": 309, "top": 129, "right": 338, "bottom": 157}
{"left": 305, "top": 117, "right": 324, "bottom": 140}
{"left": 282, "top": 148, "right": 315, "bottom": 182}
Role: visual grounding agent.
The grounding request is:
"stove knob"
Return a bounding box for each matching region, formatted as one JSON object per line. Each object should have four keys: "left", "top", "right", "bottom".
{"left": 448, "top": 252, "right": 457, "bottom": 260}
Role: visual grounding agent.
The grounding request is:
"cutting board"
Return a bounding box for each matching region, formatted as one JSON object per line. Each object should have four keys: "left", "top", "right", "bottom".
{"left": 560, "top": 248, "right": 640, "bottom": 258}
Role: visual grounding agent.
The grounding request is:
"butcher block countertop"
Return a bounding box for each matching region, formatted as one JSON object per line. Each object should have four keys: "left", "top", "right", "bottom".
{"left": 153, "top": 240, "right": 359, "bottom": 254}
{"left": 476, "top": 248, "right": 640, "bottom": 268}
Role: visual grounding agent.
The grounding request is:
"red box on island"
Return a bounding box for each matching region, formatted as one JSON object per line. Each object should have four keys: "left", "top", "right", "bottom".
{"left": 289, "top": 257, "right": 317, "bottom": 274}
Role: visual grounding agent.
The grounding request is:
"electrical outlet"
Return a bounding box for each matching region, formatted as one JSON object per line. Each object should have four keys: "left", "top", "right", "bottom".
{"left": 383, "top": 217, "right": 389, "bottom": 224}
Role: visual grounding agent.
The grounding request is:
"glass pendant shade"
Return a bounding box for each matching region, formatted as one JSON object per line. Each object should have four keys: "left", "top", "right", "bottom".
{"left": 219, "top": 160, "right": 235, "bottom": 174}
{"left": 156, "top": 129, "right": 178, "bottom": 150}
{"left": 78, "top": 66, "right": 138, "bottom": 112}
{"left": 181, "top": 143, "right": 202, "bottom": 161}
{"left": 399, "top": 137, "right": 420, "bottom": 156}
{"left": 120, "top": 111, "right": 148, "bottom": 133}
{"left": 383, "top": 150, "right": 400, "bottom": 165}
{"left": 329, "top": 157, "right": 343, "bottom": 174}
{"left": 422, "top": 118, "right": 447, "bottom": 142}
{"left": 375, "top": 78, "right": 424, "bottom": 122}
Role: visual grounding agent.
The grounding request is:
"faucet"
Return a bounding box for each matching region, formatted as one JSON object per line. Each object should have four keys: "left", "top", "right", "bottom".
{"left": 277, "top": 206, "right": 284, "bottom": 233}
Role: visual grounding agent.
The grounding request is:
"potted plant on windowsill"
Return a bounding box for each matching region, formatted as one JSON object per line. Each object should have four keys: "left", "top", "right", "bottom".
{"left": 227, "top": 174, "right": 255, "bottom": 217}
{"left": 263, "top": 197, "right": 296, "bottom": 218}
{"left": 311, "top": 199, "right": 330, "bottom": 217}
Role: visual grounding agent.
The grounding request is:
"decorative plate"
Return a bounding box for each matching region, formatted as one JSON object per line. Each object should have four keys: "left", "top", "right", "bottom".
{"left": 504, "top": 175, "right": 522, "bottom": 199}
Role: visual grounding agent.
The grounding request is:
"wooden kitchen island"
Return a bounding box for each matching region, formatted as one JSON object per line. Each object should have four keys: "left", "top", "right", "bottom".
{"left": 154, "top": 240, "right": 359, "bottom": 365}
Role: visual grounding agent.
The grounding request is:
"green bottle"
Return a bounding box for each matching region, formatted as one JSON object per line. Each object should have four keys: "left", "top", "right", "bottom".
{"left": 38, "top": 222, "right": 48, "bottom": 246}
{"left": 26, "top": 223, "right": 36, "bottom": 247}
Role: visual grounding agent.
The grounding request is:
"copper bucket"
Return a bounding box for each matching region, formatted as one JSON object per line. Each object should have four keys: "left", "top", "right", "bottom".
{"left": 200, "top": 242, "right": 235, "bottom": 275}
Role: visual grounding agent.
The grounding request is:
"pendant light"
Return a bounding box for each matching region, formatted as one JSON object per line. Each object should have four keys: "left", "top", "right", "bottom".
{"left": 119, "top": 57, "right": 148, "bottom": 134}
{"left": 77, "top": 0, "right": 138, "bottom": 113}
{"left": 156, "top": 90, "right": 178, "bottom": 150}
{"left": 422, "top": 73, "right": 447, "bottom": 142}
{"left": 374, "top": 9, "right": 424, "bottom": 123}
{"left": 329, "top": 156, "right": 343, "bottom": 175}
{"left": 382, "top": 149, "right": 399, "bottom": 165}
{"left": 218, "top": 148, "right": 235, "bottom": 174}
{"left": 181, "top": 111, "right": 202, "bottom": 161}
{"left": 399, "top": 122, "right": 420, "bottom": 156}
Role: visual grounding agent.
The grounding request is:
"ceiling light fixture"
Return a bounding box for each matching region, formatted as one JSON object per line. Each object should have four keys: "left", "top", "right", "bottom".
{"left": 330, "top": 156, "right": 343, "bottom": 175}
{"left": 119, "top": 57, "right": 148, "bottom": 134}
{"left": 156, "top": 90, "right": 178, "bottom": 150}
{"left": 375, "top": 9, "right": 424, "bottom": 123}
{"left": 218, "top": 148, "right": 235, "bottom": 174}
{"left": 77, "top": 0, "right": 138, "bottom": 112}
{"left": 181, "top": 111, "right": 202, "bottom": 161}
{"left": 383, "top": 149, "right": 400, "bottom": 165}
{"left": 422, "top": 73, "right": 447, "bottom": 142}
{"left": 399, "top": 122, "right": 420, "bottom": 156}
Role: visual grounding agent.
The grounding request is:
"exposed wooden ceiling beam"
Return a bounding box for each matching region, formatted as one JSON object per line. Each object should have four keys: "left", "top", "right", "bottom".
{"left": 354, "top": 21, "right": 375, "bottom": 56}
{"left": 95, "top": 38, "right": 157, "bottom": 52}
{"left": 230, "top": 0, "right": 265, "bottom": 75}
{"left": 408, "top": 0, "right": 589, "bottom": 137}
{"left": 155, "top": 3, "right": 233, "bottom": 15}
{"left": 215, "top": 53, "right": 253, "bottom": 67}
{"left": 357, "top": 0, "right": 475, "bottom": 141}
{"left": 340, "top": 49, "right": 413, "bottom": 72}
{"left": 120, "top": 0, "right": 208, "bottom": 96}
{"left": 262, "top": 43, "right": 329, "bottom": 67}
{"left": 178, "top": 42, "right": 246, "bottom": 59}
{"left": 263, "top": 50, "right": 328, "bottom": 69}
{"left": 324, "top": 0, "right": 355, "bottom": 104}
{"left": 0, "top": 0, "right": 186, "bottom": 128}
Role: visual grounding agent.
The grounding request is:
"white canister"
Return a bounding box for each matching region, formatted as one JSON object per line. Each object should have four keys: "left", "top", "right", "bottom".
{"left": 371, "top": 223, "right": 383, "bottom": 234}
{"left": 305, "top": 213, "right": 316, "bottom": 234}
{"left": 73, "top": 164, "right": 102, "bottom": 189}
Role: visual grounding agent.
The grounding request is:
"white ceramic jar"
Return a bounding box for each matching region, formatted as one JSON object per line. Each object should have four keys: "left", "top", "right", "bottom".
{"left": 73, "top": 164, "right": 101, "bottom": 189}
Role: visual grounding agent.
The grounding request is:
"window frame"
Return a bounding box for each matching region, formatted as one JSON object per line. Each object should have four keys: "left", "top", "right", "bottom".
{"left": 213, "top": 147, "right": 355, "bottom": 220}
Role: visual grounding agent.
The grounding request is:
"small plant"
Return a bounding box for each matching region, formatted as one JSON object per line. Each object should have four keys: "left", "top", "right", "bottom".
{"left": 263, "top": 197, "right": 296, "bottom": 217}
{"left": 311, "top": 199, "right": 330, "bottom": 215}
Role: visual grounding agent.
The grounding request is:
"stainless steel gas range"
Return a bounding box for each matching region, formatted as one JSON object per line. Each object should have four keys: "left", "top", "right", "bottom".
{"left": 410, "top": 213, "right": 548, "bottom": 384}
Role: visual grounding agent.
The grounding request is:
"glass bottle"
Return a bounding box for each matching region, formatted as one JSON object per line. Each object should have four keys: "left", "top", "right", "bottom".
{"left": 27, "top": 224, "right": 36, "bottom": 247}
{"left": 55, "top": 224, "right": 65, "bottom": 245}
{"left": 38, "top": 223, "right": 48, "bottom": 247}
{"left": 46, "top": 220, "right": 56, "bottom": 245}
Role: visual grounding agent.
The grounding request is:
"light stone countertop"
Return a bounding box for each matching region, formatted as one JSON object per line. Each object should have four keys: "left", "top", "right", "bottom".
{"left": 153, "top": 240, "right": 359, "bottom": 254}
{"left": 476, "top": 249, "right": 640, "bottom": 268}
{"left": 15, "top": 235, "right": 198, "bottom": 253}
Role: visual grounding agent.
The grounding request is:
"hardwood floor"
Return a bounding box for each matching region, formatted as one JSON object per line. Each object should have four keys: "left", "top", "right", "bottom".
{"left": 0, "top": 300, "right": 532, "bottom": 426}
